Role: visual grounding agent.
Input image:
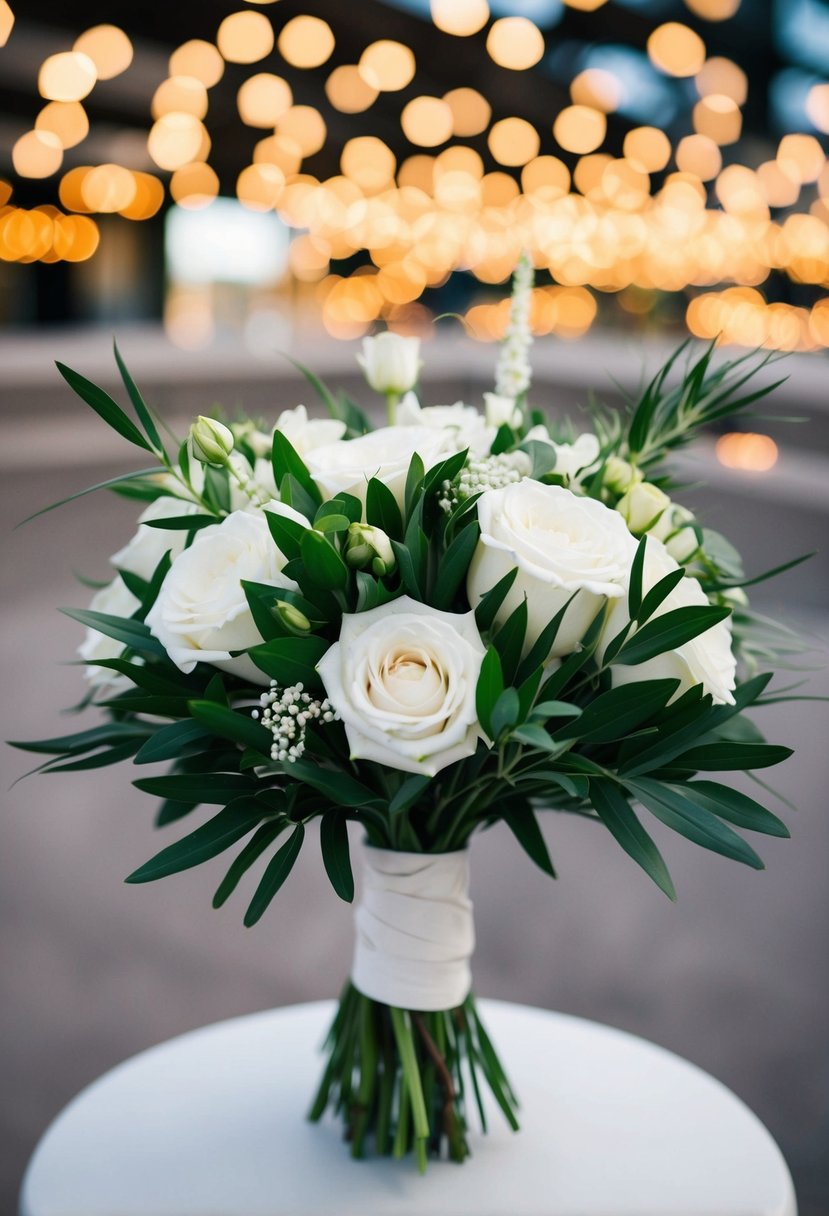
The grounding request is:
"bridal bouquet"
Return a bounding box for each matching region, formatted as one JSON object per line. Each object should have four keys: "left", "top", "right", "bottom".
{"left": 15, "top": 257, "right": 803, "bottom": 1168}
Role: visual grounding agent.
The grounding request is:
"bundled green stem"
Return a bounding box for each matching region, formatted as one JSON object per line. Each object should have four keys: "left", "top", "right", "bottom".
{"left": 309, "top": 983, "right": 519, "bottom": 1168}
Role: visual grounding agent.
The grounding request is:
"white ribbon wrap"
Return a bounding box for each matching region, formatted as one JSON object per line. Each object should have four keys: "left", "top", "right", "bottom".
{"left": 351, "top": 844, "right": 474, "bottom": 1012}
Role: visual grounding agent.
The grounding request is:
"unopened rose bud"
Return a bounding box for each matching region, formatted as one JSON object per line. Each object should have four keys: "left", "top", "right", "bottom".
{"left": 483, "top": 392, "right": 522, "bottom": 430}
{"left": 274, "top": 600, "right": 312, "bottom": 634}
{"left": 650, "top": 503, "right": 699, "bottom": 564}
{"left": 617, "top": 481, "right": 670, "bottom": 535}
{"left": 190, "top": 416, "right": 234, "bottom": 466}
{"left": 344, "top": 523, "right": 396, "bottom": 577}
{"left": 356, "top": 332, "right": 421, "bottom": 395}
{"left": 604, "top": 456, "right": 643, "bottom": 495}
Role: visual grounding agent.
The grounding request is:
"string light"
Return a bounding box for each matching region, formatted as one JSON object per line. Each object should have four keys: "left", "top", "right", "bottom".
{"left": 169, "top": 40, "right": 224, "bottom": 88}
{"left": 12, "top": 130, "right": 63, "bottom": 178}
{"left": 359, "top": 41, "right": 415, "bottom": 92}
{"left": 430, "top": 0, "right": 489, "bottom": 36}
{"left": 278, "top": 16, "right": 334, "bottom": 69}
{"left": 486, "top": 18, "right": 545, "bottom": 71}
{"left": 217, "top": 11, "right": 274, "bottom": 64}
{"left": 0, "top": 1, "right": 14, "bottom": 47}
{"left": 237, "top": 74, "right": 293, "bottom": 127}
{"left": 73, "top": 25, "right": 133, "bottom": 80}
{"left": 35, "top": 102, "right": 89, "bottom": 150}
{"left": 39, "top": 52, "right": 96, "bottom": 102}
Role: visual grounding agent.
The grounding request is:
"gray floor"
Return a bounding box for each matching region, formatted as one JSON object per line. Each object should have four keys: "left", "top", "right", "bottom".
{"left": 3, "top": 444, "right": 829, "bottom": 1210}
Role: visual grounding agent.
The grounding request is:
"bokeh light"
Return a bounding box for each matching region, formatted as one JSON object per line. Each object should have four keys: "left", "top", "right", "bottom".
{"left": 73, "top": 25, "right": 133, "bottom": 80}
{"left": 39, "top": 53, "right": 96, "bottom": 103}
{"left": 359, "top": 41, "right": 416, "bottom": 92}
{"left": 35, "top": 102, "right": 89, "bottom": 150}
{"left": 326, "top": 65, "right": 377, "bottom": 114}
{"left": 169, "top": 40, "right": 224, "bottom": 88}
{"left": 431, "top": 0, "right": 489, "bottom": 36}
{"left": 237, "top": 74, "right": 293, "bottom": 127}
{"left": 217, "top": 11, "right": 274, "bottom": 64}
{"left": 648, "top": 23, "right": 706, "bottom": 78}
{"left": 486, "top": 18, "right": 545, "bottom": 71}
{"left": 278, "top": 16, "right": 335, "bottom": 69}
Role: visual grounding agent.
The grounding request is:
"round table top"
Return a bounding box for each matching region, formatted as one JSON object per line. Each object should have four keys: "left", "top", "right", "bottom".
{"left": 20, "top": 999, "right": 796, "bottom": 1216}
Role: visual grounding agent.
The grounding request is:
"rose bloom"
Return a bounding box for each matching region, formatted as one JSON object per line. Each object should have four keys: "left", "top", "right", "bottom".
{"left": 357, "top": 333, "right": 422, "bottom": 395}
{"left": 110, "top": 495, "right": 202, "bottom": 581}
{"left": 467, "top": 481, "right": 637, "bottom": 658}
{"left": 305, "top": 425, "right": 453, "bottom": 508}
{"left": 146, "top": 505, "right": 305, "bottom": 683}
{"left": 600, "top": 536, "right": 736, "bottom": 705}
{"left": 397, "top": 393, "right": 494, "bottom": 459}
{"left": 78, "top": 577, "right": 141, "bottom": 687}
{"left": 317, "top": 596, "right": 485, "bottom": 776}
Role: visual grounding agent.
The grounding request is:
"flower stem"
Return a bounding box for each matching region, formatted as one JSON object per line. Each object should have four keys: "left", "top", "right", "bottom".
{"left": 386, "top": 391, "right": 399, "bottom": 425}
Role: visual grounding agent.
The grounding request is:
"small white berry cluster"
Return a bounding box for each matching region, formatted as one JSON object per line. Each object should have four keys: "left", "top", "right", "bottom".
{"left": 494, "top": 251, "right": 534, "bottom": 401}
{"left": 439, "top": 451, "right": 531, "bottom": 512}
{"left": 252, "top": 681, "right": 338, "bottom": 763}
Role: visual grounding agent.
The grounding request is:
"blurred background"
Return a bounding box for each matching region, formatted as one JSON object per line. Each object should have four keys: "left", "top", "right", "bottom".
{"left": 1, "top": 0, "right": 828, "bottom": 1212}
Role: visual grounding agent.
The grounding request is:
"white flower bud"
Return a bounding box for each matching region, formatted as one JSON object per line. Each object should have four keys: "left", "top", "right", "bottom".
{"left": 649, "top": 502, "right": 699, "bottom": 564}
{"left": 190, "top": 416, "right": 234, "bottom": 466}
{"left": 275, "top": 600, "right": 312, "bottom": 634}
{"left": 604, "top": 456, "right": 643, "bottom": 495}
{"left": 356, "top": 333, "right": 422, "bottom": 395}
{"left": 617, "top": 481, "right": 670, "bottom": 535}
{"left": 484, "top": 392, "right": 522, "bottom": 430}
{"left": 345, "top": 523, "right": 396, "bottom": 576}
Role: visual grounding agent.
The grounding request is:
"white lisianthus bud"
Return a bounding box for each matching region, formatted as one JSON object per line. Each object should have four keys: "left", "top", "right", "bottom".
{"left": 720, "top": 585, "right": 748, "bottom": 609}
{"left": 617, "top": 481, "right": 670, "bottom": 535}
{"left": 650, "top": 503, "right": 699, "bottom": 564}
{"left": 604, "top": 456, "right": 643, "bottom": 496}
{"left": 357, "top": 333, "right": 422, "bottom": 395}
{"left": 190, "top": 416, "right": 234, "bottom": 466}
{"left": 484, "top": 392, "right": 522, "bottom": 430}
{"left": 344, "top": 523, "right": 396, "bottom": 576}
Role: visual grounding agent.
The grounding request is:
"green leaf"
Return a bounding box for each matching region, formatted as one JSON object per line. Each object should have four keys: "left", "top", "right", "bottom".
{"left": 422, "top": 449, "right": 468, "bottom": 499}
{"left": 637, "top": 568, "right": 686, "bottom": 625}
{"left": 490, "top": 688, "right": 521, "bottom": 739}
{"left": 133, "top": 773, "right": 258, "bottom": 803}
{"left": 474, "top": 567, "right": 518, "bottom": 633}
{"left": 431, "top": 522, "right": 479, "bottom": 611}
{"left": 366, "top": 478, "right": 404, "bottom": 540}
{"left": 188, "top": 700, "right": 273, "bottom": 753}
{"left": 40, "top": 740, "right": 144, "bottom": 772}
{"left": 404, "top": 452, "right": 425, "bottom": 518}
{"left": 492, "top": 598, "right": 527, "bottom": 685}
{"left": 61, "top": 607, "right": 167, "bottom": 656}
{"left": 18, "top": 467, "right": 166, "bottom": 526}
{"left": 280, "top": 473, "right": 319, "bottom": 523}
{"left": 320, "top": 813, "right": 354, "bottom": 902}
{"left": 113, "top": 340, "right": 164, "bottom": 453}
{"left": 476, "top": 646, "right": 504, "bottom": 739}
{"left": 388, "top": 775, "right": 431, "bottom": 815}
{"left": 300, "top": 529, "right": 348, "bottom": 591}
{"left": 314, "top": 513, "right": 351, "bottom": 534}
{"left": 272, "top": 430, "right": 321, "bottom": 508}
{"left": 248, "top": 635, "right": 328, "bottom": 690}
{"left": 503, "top": 803, "right": 556, "bottom": 878}
{"left": 511, "top": 723, "right": 561, "bottom": 754}
{"left": 133, "top": 720, "right": 212, "bottom": 764}
{"left": 9, "top": 722, "right": 152, "bottom": 756}
{"left": 530, "top": 700, "right": 582, "bottom": 721}
{"left": 590, "top": 780, "right": 676, "bottom": 900}
{"left": 125, "top": 799, "right": 265, "bottom": 884}
{"left": 244, "top": 823, "right": 305, "bottom": 926}
{"left": 143, "top": 514, "right": 217, "bottom": 531}
{"left": 213, "top": 820, "right": 286, "bottom": 908}
{"left": 628, "top": 778, "right": 764, "bottom": 870}
{"left": 56, "top": 361, "right": 154, "bottom": 452}
{"left": 686, "top": 781, "right": 789, "bottom": 838}
{"left": 514, "top": 592, "right": 578, "bottom": 686}
{"left": 709, "top": 550, "right": 815, "bottom": 593}
{"left": 627, "top": 535, "right": 647, "bottom": 618}
{"left": 390, "top": 539, "right": 424, "bottom": 600}
{"left": 156, "top": 799, "right": 197, "bottom": 827}
{"left": 616, "top": 605, "right": 732, "bottom": 666}
{"left": 555, "top": 679, "right": 679, "bottom": 744}
{"left": 265, "top": 509, "right": 307, "bottom": 561}
{"left": 668, "top": 741, "right": 793, "bottom": 772}
{"left": 288, "top": 758, "right": 383, "bottom": 808}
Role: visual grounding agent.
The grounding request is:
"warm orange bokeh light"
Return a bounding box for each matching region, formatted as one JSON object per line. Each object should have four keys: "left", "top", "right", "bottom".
{"left": 217, "top": 11, "right": 274, "bottom": 64}
{"left": 35, "top": 102, "right": 89, "bottom": 150}
{"left": 716, "top": 432, "right": 778, "bottom": 471}
{"left": 486, "top": 17, "right": 545, "bottom": 70}
{"left": 648, "top": 23, "right": 706, "bottom": 77}
{"left": 430, "top": 0, "right": 489, "bottom": 36}
{"left": 488, "top": 118, "right": 540, "bottom": 167}
{"left": 553, "top": 106, "right": 606, "bottom": 154}
{"left": 443, "top": 88, "right": 491, "bottom": 137}
{"left": 278, "top": 16, "right": 335, "bottom": 69}
{"left": 39, "top": 52, "right": 96, "bottom": 102}
{"left": 359, "top": 41, "right": 415, "bottom": 92}
{"left": 401, "top": 97, "right": 453, "bottom": 148}
{"left": 237, "top": 74, "right": 293, "bottom": 127}
{"left": 152, "top": 76, "right": 208, "bottom": 120}
{"left": 326, "top": 65, "right": 378, "bottom": 114}
{"left": 623, "top": 127, "right": 671, "bottom": 172}
{"left": 169, "top": 40, "right": 224, "bottom": 88}
{"left": 171, "top": 163, "right": 219, "bottom": 209}
{"left": 73, "top": 25, "right": 133, "bottom": 80}
{"left": 12, "top": 130, "right": 63, "bottom": 178}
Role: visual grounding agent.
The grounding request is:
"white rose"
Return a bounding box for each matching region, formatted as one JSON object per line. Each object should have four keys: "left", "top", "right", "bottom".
{"left": 397, "top": 392, "right": 495, "bottom": 459}
{"left": 146, "top": 506, "right": 306, "bottom": 683}
{"left": 525, "top": 429, "right": 601, "bottom": 486}
{"left": 357, "top": 333, "right": 422, "bottom": 395}
{"left": 317, "top": 596, "right": 485, "bottom": 776}
{"left": 110, "top": 496, "right": 202, "bottom": 581}
{"left": 273, "top": 404, "right": 347, "bottom": 458}
{"left": 467, "top": 481, "right": 637, "bottom": 659}
{"left": 305, "top": 425, "right": 454, "bottom": 508}
{"left": 484, "top": 392, "right": 522, "bottom": 430}
{"left": 617, "top": 481, "right": 670, "bottom": 535}
{"left": 78, "top": 577, "right": 141, "bottom": 687}
{"left": 599, "top": 537, "right": 736, "bottom": 705}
